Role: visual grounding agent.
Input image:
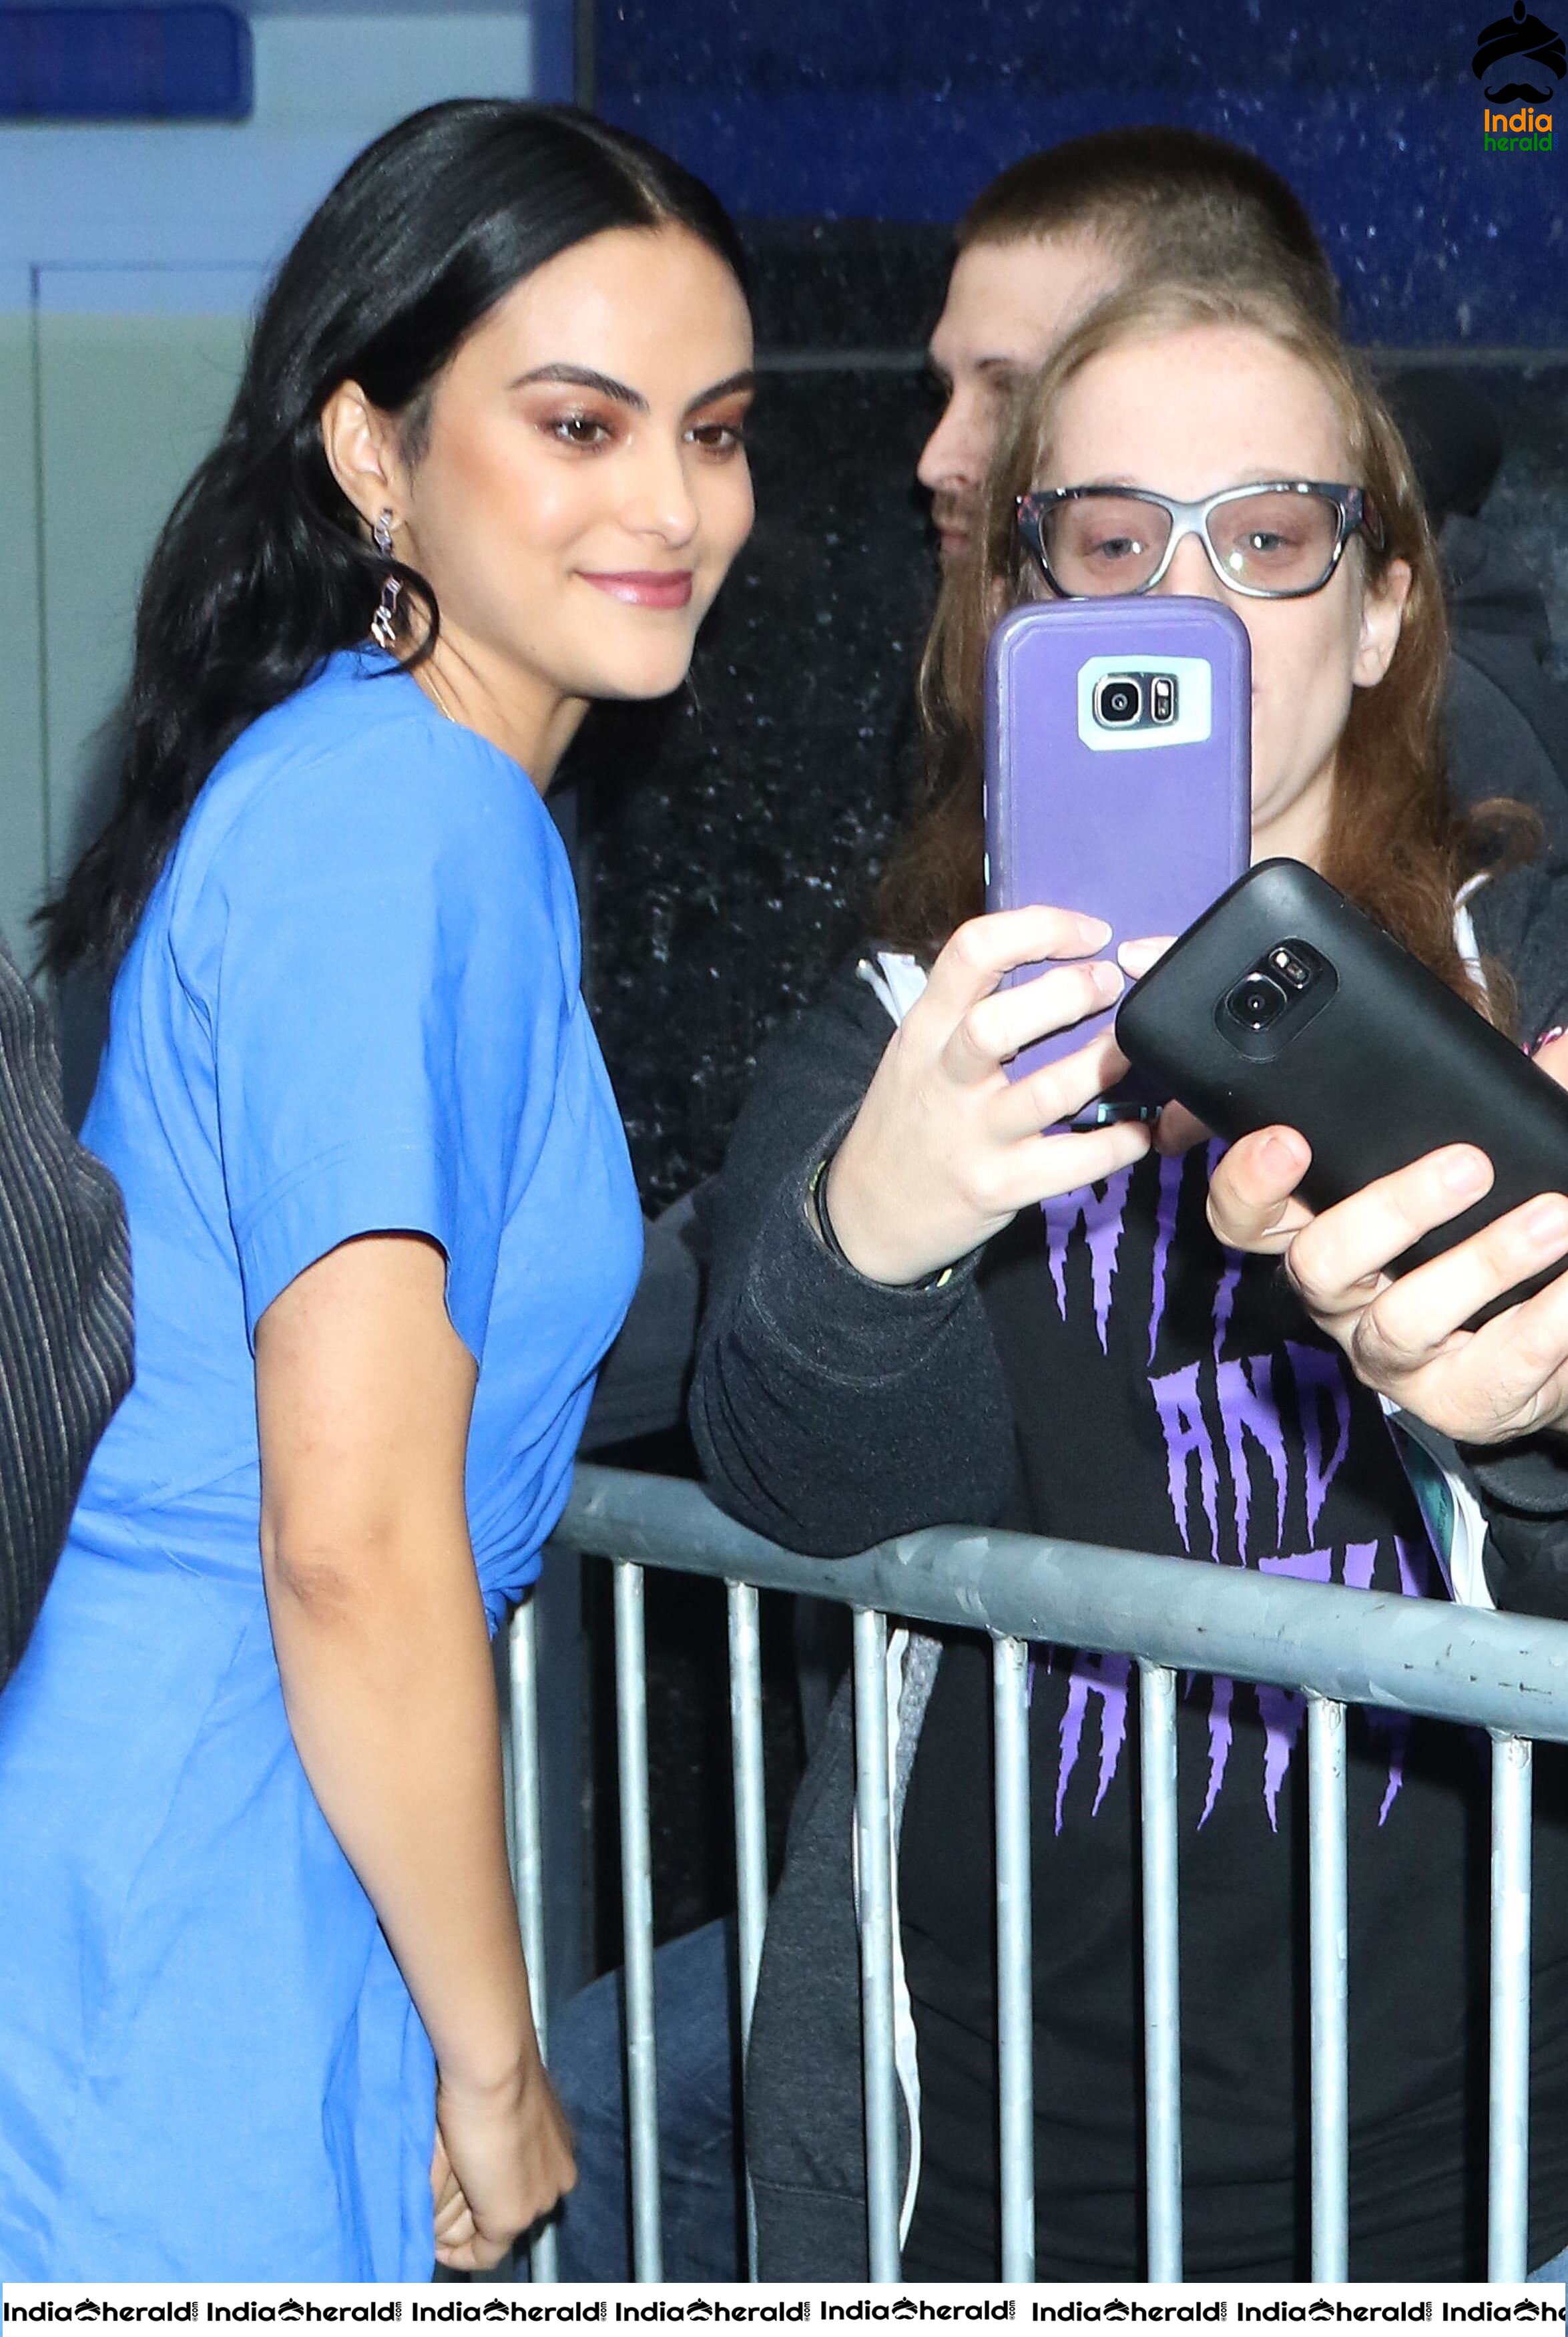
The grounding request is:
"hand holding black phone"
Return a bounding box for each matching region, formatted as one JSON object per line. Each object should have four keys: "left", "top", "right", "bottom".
{"left": 1115, "top": 859, "right": 1568, "bottom": 1318}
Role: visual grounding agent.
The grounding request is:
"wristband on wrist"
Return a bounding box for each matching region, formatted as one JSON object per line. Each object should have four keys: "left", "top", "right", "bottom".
{"left": 808, "top": 1149, "right": 955, "bottom": 1291}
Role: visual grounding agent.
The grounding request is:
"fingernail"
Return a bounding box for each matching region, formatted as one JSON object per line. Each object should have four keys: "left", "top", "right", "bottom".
{"left": 1073, "top": 915, "right": 1111, "bottom": 949}
{"left": 1258, "top": 1130, "right": 1302, "bottom": 1173}
{"left": 1525, "top": 1197, "right": 1568, "bottom": 1251}
{"left": 1440, "top": 1148, "right": 1491, "bottom": 1195}
{"left": 1087, "top": 960, "right": 1124, "bottom": 998}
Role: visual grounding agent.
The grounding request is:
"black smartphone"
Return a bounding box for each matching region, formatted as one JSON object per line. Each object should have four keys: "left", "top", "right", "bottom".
{"left": 1115, "top": 857, "right": 1568, "bottom": 1314}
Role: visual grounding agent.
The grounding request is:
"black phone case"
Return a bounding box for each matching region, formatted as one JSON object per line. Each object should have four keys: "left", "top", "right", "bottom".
{"left": 1115, "top": 858, "right": 1568, "bottom": 1312}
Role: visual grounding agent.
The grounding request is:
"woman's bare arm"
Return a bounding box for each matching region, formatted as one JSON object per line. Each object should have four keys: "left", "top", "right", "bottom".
{"left": 255, "top": 1231, "right": 572, "bottom": 2269}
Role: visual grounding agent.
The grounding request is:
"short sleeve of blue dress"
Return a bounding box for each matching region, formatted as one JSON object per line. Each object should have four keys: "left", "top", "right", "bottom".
{"left": 205, "top": 676, "right": 561, "bottom": 1359}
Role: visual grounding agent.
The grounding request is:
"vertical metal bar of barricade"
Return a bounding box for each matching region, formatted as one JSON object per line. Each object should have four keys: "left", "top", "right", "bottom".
{"left": 1489, "top": 1731, "right": 1533, "bottom": 2283}
{"left": 993, "top": 1633, "right": 1035, "bottom": 2282}
{"left": 853, "top": 1606, "right": 901, "bottom": 2281}
{"left": 1307, "top": 1694, "right": 1348, "bottom": 2283}
{"left": 728, "top": 1580, "right": 768, "bottom": 2279}
{"left": 615, "top": 1559, "right": 664, "bottom": 2281}
{"left": 1139, "top": 1661, "right": 1183, "bottom": 2283}
{"left": 507, "top": 1599, "right": 560, "bottom": 2283}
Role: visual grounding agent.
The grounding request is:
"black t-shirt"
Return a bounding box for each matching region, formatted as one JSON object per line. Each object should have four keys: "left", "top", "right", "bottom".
{"left": 899, "top": 1146, "right": 1568, "bottom": 2281}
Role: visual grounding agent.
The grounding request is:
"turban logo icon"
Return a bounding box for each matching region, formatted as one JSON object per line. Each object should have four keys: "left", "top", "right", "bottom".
{"left": 1473, "top": 0, "right": 1566, "bottom": 98}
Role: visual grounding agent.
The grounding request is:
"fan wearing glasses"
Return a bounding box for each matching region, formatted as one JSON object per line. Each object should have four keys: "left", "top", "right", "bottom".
{"left": 690, "top": 274, "right": 1568, "bottom": 2280}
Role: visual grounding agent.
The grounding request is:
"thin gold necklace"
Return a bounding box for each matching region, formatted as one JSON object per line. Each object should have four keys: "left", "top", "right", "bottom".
{"left": 365, "top": 626, "right": 458, "bottom": 724}
{"left": 419, "top": 664, "right": 457, "bottom": 724}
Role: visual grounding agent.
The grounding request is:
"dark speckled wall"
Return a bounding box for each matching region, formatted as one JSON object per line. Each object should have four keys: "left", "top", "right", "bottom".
{"left": 581, "top": 2, "right": 1568, "bottom": 1208}
{"left": 573, "top": 228, "right": 949, "bottom": 1207}
{"left": 596, "top": 0, "right": 1567, "bottom": 347}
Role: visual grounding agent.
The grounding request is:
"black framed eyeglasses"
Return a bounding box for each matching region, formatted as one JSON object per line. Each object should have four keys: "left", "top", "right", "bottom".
{"left": 1015, "top": 482, "right": 1384, "bottom": 602}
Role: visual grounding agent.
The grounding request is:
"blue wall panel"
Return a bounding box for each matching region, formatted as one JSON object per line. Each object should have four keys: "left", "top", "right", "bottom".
{"left": 0, "top": 5, "right": 250, "bottom": 120}
{"left": 532, "top": 0, "right": 579, "bottom": 101}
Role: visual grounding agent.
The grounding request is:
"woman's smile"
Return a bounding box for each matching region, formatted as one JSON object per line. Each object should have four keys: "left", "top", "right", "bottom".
{"left": 579, "top": 568, "right": 696, "bottom": 608}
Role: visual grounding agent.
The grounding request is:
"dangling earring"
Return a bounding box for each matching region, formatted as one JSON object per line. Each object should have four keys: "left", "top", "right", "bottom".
{"left": 370, "top": 508, "right": 401, "bottom": 651}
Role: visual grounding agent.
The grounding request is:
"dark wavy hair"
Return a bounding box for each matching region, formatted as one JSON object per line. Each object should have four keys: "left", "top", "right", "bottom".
{"left": 38, "top": 101, "right": 748, "bottom": 976}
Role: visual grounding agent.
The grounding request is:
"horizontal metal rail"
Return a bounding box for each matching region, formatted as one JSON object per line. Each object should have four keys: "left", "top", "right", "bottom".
{"left": 553, "top": 1464, "right": 1568, "bottom": 1743}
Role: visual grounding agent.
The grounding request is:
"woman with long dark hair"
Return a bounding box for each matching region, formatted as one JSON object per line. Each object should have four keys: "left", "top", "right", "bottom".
{"left": 691, "top": 276, "right": 1568, "bottom": 2277}
{"left": 0, "top": 101, "right": 754, "bottom": 2278}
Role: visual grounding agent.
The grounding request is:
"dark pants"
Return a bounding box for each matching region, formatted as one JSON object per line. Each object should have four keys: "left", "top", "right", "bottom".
{"left": 550, "top": 1916, "right": 745, "bottom": 2282}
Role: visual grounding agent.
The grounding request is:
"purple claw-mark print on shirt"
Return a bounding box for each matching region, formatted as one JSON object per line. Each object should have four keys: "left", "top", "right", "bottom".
{"left": 1055, "top": 1653, "right": 1133, "bottom": 1832}
{"left": 1039, "top": 1164, "right": 1430, "bottom": 1830}
{"left": 1290, "top": 1343, "right": 1352, "bottom": 1538}
{"left": 1147, "top": 1153, "right": 1184, "bottom": 1364}
{"left": 1044, "top": 1168, "right": 1132, "bottom": 1355}
{"left": 1214, "top": 1353, "right": 1289, "bottom": 1552}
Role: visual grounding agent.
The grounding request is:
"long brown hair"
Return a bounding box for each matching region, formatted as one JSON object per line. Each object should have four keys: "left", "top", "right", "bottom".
{"left": 876, "top": 276, "right": 1525, "bottom": 1018}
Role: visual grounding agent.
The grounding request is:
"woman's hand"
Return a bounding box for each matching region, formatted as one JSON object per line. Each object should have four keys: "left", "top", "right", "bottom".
{"left": 1205, "top": 1119, "right": 1568, "bottom": 1444}
{"left": 431, "top": 2055, "right": 577, "bottom": 2272}
{"left": 822, "top": 907, "right": 1162, "bottom": 1287}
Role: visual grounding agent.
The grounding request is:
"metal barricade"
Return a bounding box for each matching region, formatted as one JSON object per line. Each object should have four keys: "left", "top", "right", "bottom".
{"left": 503, "top": 1461, "right": 1568, "bottom": 2286}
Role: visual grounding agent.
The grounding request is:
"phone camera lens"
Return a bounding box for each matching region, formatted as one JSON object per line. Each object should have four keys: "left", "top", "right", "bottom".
{"left": 1094, "top": 675, "right": 1143, "bottom": 728}
{"left": 1225, "top": 974, "right": 1289, "bottom": 1032}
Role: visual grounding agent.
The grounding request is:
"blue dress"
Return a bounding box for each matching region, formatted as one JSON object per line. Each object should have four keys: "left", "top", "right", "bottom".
{"left": 0, "top": 651, "right": 643, "bottom": 2278}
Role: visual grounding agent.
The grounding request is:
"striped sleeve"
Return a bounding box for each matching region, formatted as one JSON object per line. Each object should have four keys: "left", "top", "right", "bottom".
{"left": 0, "top": 934, "right": 133, "bottom": 1686}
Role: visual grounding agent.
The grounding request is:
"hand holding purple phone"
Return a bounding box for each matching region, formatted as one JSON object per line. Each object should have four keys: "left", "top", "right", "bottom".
{"left": 820, "top": 906, "right": 1155, "bottom": 1288}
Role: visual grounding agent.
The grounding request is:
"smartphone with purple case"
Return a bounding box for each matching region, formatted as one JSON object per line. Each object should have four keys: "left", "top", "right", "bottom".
{"left": 984, "top": 597, "right": 1252, "bottom": 1120}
